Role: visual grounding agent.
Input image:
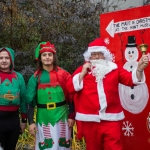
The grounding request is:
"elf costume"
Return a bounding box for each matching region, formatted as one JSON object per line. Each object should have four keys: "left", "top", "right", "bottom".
{"left": 26, "top": 42, "right": 74, "bottom": 150}
{"left": 0, "top": 47, "right": 27, "bottom": 150}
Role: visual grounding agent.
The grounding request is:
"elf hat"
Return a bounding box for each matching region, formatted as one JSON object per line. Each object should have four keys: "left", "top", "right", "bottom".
{"left": 83, "top": 38, "right": 113, "bottom": 61}
{"left": 35, "top": 41, "right": 56, "bottom": 60}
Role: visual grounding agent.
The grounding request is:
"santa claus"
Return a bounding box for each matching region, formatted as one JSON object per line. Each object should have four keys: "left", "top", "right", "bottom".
{"left": 67, "top": 37, "right": 149, "bottom": 150}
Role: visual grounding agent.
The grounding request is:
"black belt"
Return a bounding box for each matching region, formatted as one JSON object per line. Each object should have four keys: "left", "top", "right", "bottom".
{"left": 37, "top": 101, "right": 66, "bottom": 110}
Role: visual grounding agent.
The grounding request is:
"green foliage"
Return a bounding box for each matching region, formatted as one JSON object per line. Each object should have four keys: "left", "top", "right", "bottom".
{"left": 0, "top": 0, "right": 103, "bottom": 81}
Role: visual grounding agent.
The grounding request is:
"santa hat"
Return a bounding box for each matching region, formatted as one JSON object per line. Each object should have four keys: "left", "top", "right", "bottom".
{"left": 83, "top": 38, "right": 113, "bottom": 61}
{"left": 35, "top": 41, "right": 56, "bottom": 60}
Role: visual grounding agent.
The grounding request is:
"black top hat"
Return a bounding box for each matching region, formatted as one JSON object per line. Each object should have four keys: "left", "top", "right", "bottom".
{"left": 126, "top": 35, "right": 137, "bottom": 47}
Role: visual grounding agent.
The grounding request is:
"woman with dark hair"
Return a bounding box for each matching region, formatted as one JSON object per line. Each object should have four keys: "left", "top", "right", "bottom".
{"left": 26, "top": 41, "right": 75, "bottom": 150}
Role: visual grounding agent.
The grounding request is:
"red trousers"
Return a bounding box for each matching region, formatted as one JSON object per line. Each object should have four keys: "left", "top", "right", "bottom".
{"left": 81, "top": 121, "right": 123, "bottom": 150}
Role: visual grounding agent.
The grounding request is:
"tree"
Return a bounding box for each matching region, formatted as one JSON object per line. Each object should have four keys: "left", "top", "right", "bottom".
{"left": 0, "top": 0, "right": 103, "bottom": 81}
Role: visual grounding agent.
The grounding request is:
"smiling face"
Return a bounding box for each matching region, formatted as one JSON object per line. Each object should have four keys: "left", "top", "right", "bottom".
{"left": 41, "top": 52, "right": 54, "bottom": 67}
{"left": 0, "top": 50, "right": 11, "bottom": 72}
{"left": 125, "top": 47, "right": 139, "bottom": 62}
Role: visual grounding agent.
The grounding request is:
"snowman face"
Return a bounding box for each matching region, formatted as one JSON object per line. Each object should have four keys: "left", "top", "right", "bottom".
{"left": 125, "top": 47, "right": 139, "bottom": 62}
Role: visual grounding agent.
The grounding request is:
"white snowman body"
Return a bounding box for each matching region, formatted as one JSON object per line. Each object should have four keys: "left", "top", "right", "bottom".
{"left": 119, "top": 47, "right": 149, "bottom": 114}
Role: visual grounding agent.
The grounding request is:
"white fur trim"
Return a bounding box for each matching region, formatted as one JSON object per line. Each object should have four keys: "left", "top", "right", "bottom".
{"left": 75, "top": 67, "right": 125, "bottom": 122}
{"left": 97, "top": 80, "right": 107, "bottom": 111}
{"left": 97, "top": 77, "right": 124, "bottom": 121}
{"left": 84, "top": 46, "right": 113, "bottom": 61}
{"left": 76, "top": 112, "right": 100, "bottom": 122}
{"left": 132, "top": 68, "right": 145, "bottom": 84}
{"left": 88, "top": 46, "right": 107, "bottom": 53}
{"left": 99, "top": 111, "right": 125, "bottom": 120}
{"left": 75, "top": 111, "right": 125, "bottom": 122}
{"left": 73, "top": 73, "right": 83, "bottom": 91}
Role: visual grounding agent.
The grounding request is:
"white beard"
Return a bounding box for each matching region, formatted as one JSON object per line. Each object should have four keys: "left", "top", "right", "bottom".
{"left": 90, "top": 59, "right": 109, "bottom": 82}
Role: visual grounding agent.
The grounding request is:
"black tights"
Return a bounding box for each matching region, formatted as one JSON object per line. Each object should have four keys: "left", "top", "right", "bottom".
{"left": 0, "top": 110, "right": 20, "bottom": 150}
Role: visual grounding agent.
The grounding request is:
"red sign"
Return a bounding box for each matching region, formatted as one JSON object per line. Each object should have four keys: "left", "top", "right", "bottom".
{"left": 100, "top": 5, "right": 150, "bottom": 150}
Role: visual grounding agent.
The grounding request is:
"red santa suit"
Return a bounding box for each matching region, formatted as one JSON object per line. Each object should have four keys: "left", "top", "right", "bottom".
{"left": 67, "top": 38, "right": 145, "bottom": 150}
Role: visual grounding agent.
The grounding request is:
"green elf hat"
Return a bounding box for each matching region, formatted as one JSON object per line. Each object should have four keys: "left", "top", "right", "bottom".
{"left": 35, "top": 41, "right": 56, "bottom": 60}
